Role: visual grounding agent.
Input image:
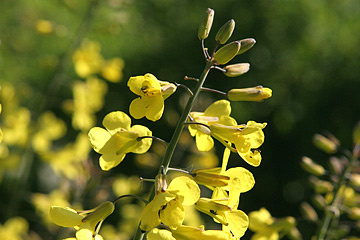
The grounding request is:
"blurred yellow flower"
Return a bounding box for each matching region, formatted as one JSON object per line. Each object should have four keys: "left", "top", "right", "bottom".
{"left": 88, "top": 111, "right": 152, "bottom": 170}
{"left": 50, "top": 201, "right": 114, "bottom": 240}
{"left": 0, "top": 104, "right": 2, "bottom": 143}
{"left": 2, "top": 107, "right": 31, "bottom": 147}
{"left": 35, "top": 19, "right": 54, "bottom": 34}
{"left": 210, "top": 121, "right": 266, "bottom": 167}
{"left": 101, "top": 58, "right": 124, "bottom": 83}
{"left": 72, "top": 41, "right": 104, "bottom": 78}
{"left": 248, "top": 208, "right": 296, "bottom": 240}
{"left": 128, "top": 73, "right": 177, "bottom": 121}
{"left": 140, "top": 176, "right": 200, "bottom": 232}
{"left": 0, "top": 217, "right": 29, "bottom": 240}
{"left": 188, "top": 100, "right": 237, "bottom": 151}
{"left": 32, "top": 111, "right": 67, "bottom": 152}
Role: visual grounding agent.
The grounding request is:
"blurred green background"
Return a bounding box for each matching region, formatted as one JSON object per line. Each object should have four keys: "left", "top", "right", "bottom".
{"left": 1, "top": 0, "right": 360, "bottom": 239}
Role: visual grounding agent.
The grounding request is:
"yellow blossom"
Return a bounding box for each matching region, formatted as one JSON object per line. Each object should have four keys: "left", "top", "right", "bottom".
{"left": 101, "top": 58, "right": 124, "bottom": 83}
{"left": 188, "top": 100, "right": 237, "bottom": 151}
{"left": 50, "top": 201, "right": 114, "bottom": 240}
{"left": 35, "top": 19, "right": 54, "bottom": 34}
{"left": 148, "top": 225, "right": 232, "bottom": 240}
{"left": 210, "top": 121, "right": 266, "bottom": 167}
{"left": 72, "top": 40, "right": 104, "bottom": 78}
{"left": 140, "top": 176, "right": 200, "bottom": 232}
{"left": 0, "top": 217, "right": 29, "bottom": 240}
{"left": 227, "top": 86, "right": 272, "bottom": 102}
{"left": 128, "top": 73, "right": 177, "bottom": 121}
{"left": 248, "top": 208, "right": 296, "bottom": 240}
{"left": 88, "top": 111, "right": 152, "bottom": 170}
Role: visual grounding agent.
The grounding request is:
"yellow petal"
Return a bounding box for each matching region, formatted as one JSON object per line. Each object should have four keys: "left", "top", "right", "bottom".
{"left": 167, "top": 176, "right": 200, "bottom": 205}
{"left": 88, "top": 127, "right": 111, "bottom": 153}
{"left": 128, "top": 75, "right": 146, "bottom": 96}
{"left": 129, "top": 125, "right": 152, "bottom": 154}
{"left": 227, "top": 210, "right": 249, "bottom": 238}
{"left": 249, "top": 208, "right": 273, "bottom": 231}
{"left": 140, "top": 200, "right": 162, "bottom": 232}
{"left": 50, "top": 206, "right": 83, "bottom": 227}
{"left": 147, "top": 228, "right": 176, "bottom": 240}
{"left": 204, "top": 100, "right": 231, "bottom": 117}
{"left": 99, "top": 153, "right": 125, "bottom": 171}
{"left": 102, "top": 111, "right": 131, "bottom": 134}
{"left": 195, "top": 132, "right": 214, "bottom": 151}
{"left": 228, "top": 177, "right": 242, "bottom": 209}
{"left": 224, "top": 167, "right": 255, "bottom": 193}
{"left": 160, "top": 199, "right": 184, "bottom": 229}
{"left": 76, "top": 222, "right": 93, "bottom": 240}
{"left": 129, "top": 97, "right": 147, "bottom": 119}
{"left": 238, "top": 149, "right": 261, "bottom": 167}
{"left": 145, "top": 96, "right": 164, "bottom": 121}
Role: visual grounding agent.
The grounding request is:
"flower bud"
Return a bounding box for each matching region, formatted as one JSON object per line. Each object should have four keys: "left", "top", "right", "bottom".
{"left": 300, "top": 202, "right": 318, "bottom": 222}
{"left": 288, "top": 227, "right": 303, "bottom": 240}
{"left": 155, "top": 173, "right": 168, "bottom": 193}
{"left": 349, "top": 174, "right": 360, "bottom": 188}
{"left": 348, "top": 207, "right": 360, "bottom": 220}
{"left": 198, "top": 8, "right": 215, "bottom": 40}
{"left": 237, "top": 38, "right": 256, "bottom": 55}
{"left": 328, "top": 156, "right": 343, "bottom": 175}
{"left": 308, "top": 176, "right": 333, "bottom": 194}
{"left": 223, "top": 63, "right": 250, "bottom": 77}
{"left": 300, "top": 156, "right": 325, "bottom": 176}
{"left": 311, "top": 194, "right": 327, "bottom": 210}
{"left": 215, "top": 19, "right": 235, "bottom": 44}
{"left": 313, "top": 133, "right": 338, "bottom": 154}
{"left": 227, "top": 86, "right": 272, "bottom": 102}
{"left": 213, "top": 41, "right": 240, "bottom": 65}
{"left": 161, "top": 83, "right": 177, "bottom": 99}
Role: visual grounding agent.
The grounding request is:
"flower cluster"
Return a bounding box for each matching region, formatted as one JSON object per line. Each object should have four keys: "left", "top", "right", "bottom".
{"left": 48, "top": 8, "right": 281, "bottom": 240}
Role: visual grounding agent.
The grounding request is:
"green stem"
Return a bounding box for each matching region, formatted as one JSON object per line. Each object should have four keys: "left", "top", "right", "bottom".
{"left": 132, "top": 61, "right": 214, "bottom": 240}
{"left": 315, "top": 150, "right": 358, "bottom": 240}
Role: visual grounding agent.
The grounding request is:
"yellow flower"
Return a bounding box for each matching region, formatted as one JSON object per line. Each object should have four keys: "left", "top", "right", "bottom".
{"left": 140, "top": 176, "right": 200, "bottom": 232}
{"left": 0, "top": 217, "right": 29, "bottom": 240}
{"left": 88, "top": 111, "right": 152, "bottom": 171}
{"left": 72, "top": 40, "right": 104, "bottom": 78}
{"left": 128, "top": 73, "right": 177, "bottom": 121}
{"left": 50, "top": 201, "right": 114, "bottom": 240}
{"left": 188, "top": 100, "right": 237, "bottom": 151}
{"left": 148, "top": 225, "right": 232, "bottom": 240}
{"left": 227, "top": 86, "right": 272, "bottom": 102}
{"left": 248, "top": 208, "right": 296, "bottom": 240}
{"left": 101, "top": 58, "right": 124, "bottom": 83}
{"left": 210, "top": 121, "right": 266, "bottom": 167}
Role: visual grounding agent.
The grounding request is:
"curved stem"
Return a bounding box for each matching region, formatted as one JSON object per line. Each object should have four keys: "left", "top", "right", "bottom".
{"left": 132, "top": 61, "right": 214, "bottom": 240}
{"left": 113, "top": 194, "right": 148, "bottom": 204}
{"left": 315, "top": 148, "right": 358, "bottom": 240}
{"left": 137, "top": 136, "right": 168, "bottom": 146}
{"left": 201, "top": 87, "right": 227, "bottom": 96}
{"left": 175, "top": 83, "right": 194, "bottom": 96}
{"left": 184, "top": 121, "right": 210, "bottom": 129}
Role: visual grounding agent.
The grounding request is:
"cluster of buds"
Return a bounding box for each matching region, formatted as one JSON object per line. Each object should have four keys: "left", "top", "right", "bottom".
{"left": 299, "top": 123, "right": 360, "bottom": 239}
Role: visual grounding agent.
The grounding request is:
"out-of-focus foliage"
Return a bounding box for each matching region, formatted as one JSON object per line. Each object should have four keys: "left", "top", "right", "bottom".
{"left": 0, "top": 0, "right": 359, "bottom": 239}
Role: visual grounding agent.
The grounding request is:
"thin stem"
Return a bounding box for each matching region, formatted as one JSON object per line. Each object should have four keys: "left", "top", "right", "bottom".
{"left": 201, "top": 87, "right": 227, "bottom": 96}
{"left": 113, "top": 194, "right": 148, "bottom": 204}
{"left": 184, "top": 121, "right": 210, "bottom": 129}
{"left": 315, "top": 149, "right": 358, "bottom": 240}
{"left": 184, "top": 76, "right": 199, "bottom": 82}
{"left": 167, "top": 167, "right": 191, "bottom": 174}
{"left": 201, "top": 39, "right": 210, "bottom": 60}
{"left": 212, "top": 65, "right": 226, "bottom": 73}
{"left": 137, "top": 136, "right": 168, "bottom": 146}
{"left": 132, "top": 60, "right": 214, "bottom": 240}
{"left": 175, "top": 83, "right": 194, "bottom": 96}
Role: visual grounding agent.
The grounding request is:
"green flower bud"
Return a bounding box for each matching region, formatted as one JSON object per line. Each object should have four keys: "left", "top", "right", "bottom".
{"left": 215, "top": 19, "right": 235, "bottom": 44}
{"left": 198, "top": 8, "right": 215, "bottom": 40}
{"left": 328, "top": 156, "right": 343, "bottom": 175}
{"left": 300, "top": 202, "right": 318, "bottom": 222}
{"left": 348, "top": 207, "right": 360, "bottom": 220}
{"left": 223, "top": 63, "right": 250, "bottom": 77}
{"left": 333, "top": 225, "right": 350, "bottom": 239}
{"left": 213, "top": 41, "right": 240, "bottom": 65}
{"left": 288, "top": 227, "right": 303, "bottom": 240}
{"left": 237, "top": 38, "right": 256, "bottom": 55}
{"left": 300, "top": 156, "right": 325, "bottom": 176}
{"left": 227, "top": 86, "right": 272, "bottom": 102}
{"left": 308, "top": 176, "right": 333, "bottom": 194}
{"left": 311, "top": 194, "right": 327, "bottom": 210}
{"left": 313, "top": 133, "right": 338, "bottom": 154}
